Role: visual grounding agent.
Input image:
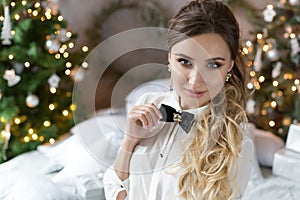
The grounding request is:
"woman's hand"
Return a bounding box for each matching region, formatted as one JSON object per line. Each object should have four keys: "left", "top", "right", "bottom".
{"left": 122, "top": 103, "right": 162, "bottom": 151}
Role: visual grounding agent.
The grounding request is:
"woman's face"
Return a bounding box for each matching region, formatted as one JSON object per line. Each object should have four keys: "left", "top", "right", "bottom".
{"left": 168, "top": 33, "right": 234, "bottom": 109}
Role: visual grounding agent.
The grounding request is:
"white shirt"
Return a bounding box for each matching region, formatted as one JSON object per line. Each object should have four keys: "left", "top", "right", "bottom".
{"left": 103, "top": 91, "right": 254, "bottom": 200}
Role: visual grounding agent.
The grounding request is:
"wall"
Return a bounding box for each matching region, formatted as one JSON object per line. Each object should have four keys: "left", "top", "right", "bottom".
{"left": 59, "top": 0, "right": 275, "bottom": 111}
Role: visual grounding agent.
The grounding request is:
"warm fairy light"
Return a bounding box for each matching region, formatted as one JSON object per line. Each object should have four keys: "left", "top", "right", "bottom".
{"left": 66, "top": 62, "right": 72, "bottom": 68}
{"left": 45, "top": 11, "right": 52, "bottom": 19}
{"left": 295, "top": 79, "right": 300, "bottom": 85}
{"left": 27, "top": 9, "right": 32, "bottom": 14}
{"left": 258, "top": 76, "right": 265, "bottom": 83}
{"left": 39, "top": 136, "right": 44, "bottom": 142}
{"left": 292, "top": 86, "right": 297, "bottom": 92}
{"left": 14, "top": 118, "right": 21, "bottom": 124}
{"left": 271, "top": 101, "right": 277, "bottom": 108}
{"left": 280, "top": 16, "right": 286, "bottom": 22}
{"left": 32, "top": 133, "right": 38, "bottom": 140}
{"left": 8, "top": 54, "right": 14, "bottom": 60}
{"left": 283, "top": 118, "right": 291, "bottom": 126}
{"left": 70, "top": 104, "right": 76, "bottom": 111}
{"left": 15, "top": 14, "right": 21, "bottom": 20}
{"left": 66, "top": 31, "right": 72, "bottom": 38}
{"left": 269, "top": 120, "right": 276, "bottom": 127}
{"left": 22, "top": 1, "right": 27, "bottom": 6}
{"left": 11, "top": 30, "right": 15, "bottom": 35}
{"left": 50, "top": 87, "right": 57, "bottom": 94}
{"left": 68, "top": 42, "right": 74, "bottom": 48}
{"left": 28, "top": 128, "right": 34, "bottom": 134}
{"left": 41, "top": 16, "right": 46, "bottom": 21}
{"left": 262, "top": 44, "right": 270, "bottom": 52}
{"left": 55, "top": 54, "right": 61, "bottom": 59}
{"left": 63, "top": 52, "right": 69, "bottom": 58}
{"left": 250, "top": 71, "right": 256, "bottom": 77}
{"left": 0, "top": 117, "right": 6, "bottom": 123}
{"left": 261, "top": 109, "right": 267, "bottom": 115}
{"left": 65, "top": 69, "right": 71, "bottom": 75}
{"left": 278, "top": 91, "right": 283, "bottom": 96}
{"left": 25, "top": 62, "right": 30, "bottom": 67}
{"left": 59, "top": 48, "right": 65, "bottom": 54}
{"left": 24, "top": 136, "right": 30, "bottom": 143}
{"left": 62, "top": 110, "right": 69, "bottom": 116}
{"left": 58, "top": 16, "right": 64, "bottom": 21}
{"left": 247, "top": 83, "right": 254, "bottom": 90}
{"left": 242, "top": 47, "right": 249, "bottom": 55}
{"left": 11, "top": 2, "right": 16, "bottom": 7}
{"left": 0, "top": 16, "right": 4, "bottom": 21}
{"left": 254, "top": 82, "right": 260, "bottom": 90}
{"left": 66, "top": 92, "right": 72, "bottom": 97}
{"left": 49, "top": 138, "right": 55, "bottom": 144}
{"left": 32, "top": 10, "right": 39, "bottom": 17}
{"left": 61, "top": 44, "right": 68, "bottom": 49}
{"left": 82, "top": 62, "right": 88, "bottom": 68}
{"left": 273, "top": 81, "right": 279, "bottom": 87}
{"left": 49, "top": 103, "right": 55, "bottom": 110}
{"left": 290, "top": 33, "right": 296, "bottom": 39}
{"left": 43, "top": 121, "right": 51, "bottom": 127}
{"left": 257, "top": 33, "right": 263, "bottom": 40}
{"left": 283, "top": 73, "right": 293, "bottom": 80}
{"left": 245, "top": 40, "right": 252, "bottom": 47}
{"left": 34, "top": 2, "right": 40, "bottom": 8}
{"left": 82, "top": 46, "right": 89, "bottom": 52}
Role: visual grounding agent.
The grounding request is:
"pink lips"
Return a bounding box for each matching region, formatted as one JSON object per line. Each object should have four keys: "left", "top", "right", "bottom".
{"left": 186, "top": 89, "right": 207, "bottom": 98}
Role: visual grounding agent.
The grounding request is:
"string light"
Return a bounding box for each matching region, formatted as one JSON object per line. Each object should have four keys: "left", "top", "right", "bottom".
{"left": 55, "top": 54, "right": 61, "bottom": 59}
{"left": 28, "top": 128, "right": 34, "bottom": 134}
{"left": 295, "top": 79, "right": 300, "bottom": 85}
{"left": 65, "top": 69, "right": 71, "bottom": 75}
{"left": 34, "top": 2, "right": 40, "bottom": 8}
{"left": 58, "top": 16, "right": 63, "bottom": 21}
{"left": 262, "top": 44, "right": 270, "bottom": 52}
{"left": 49, "top": 138, "right": 55, "bottom": 144}
{"left": 66, "top": 92, "right": 72, "bottom": 97}
{"left": 70, "top": 104, "right": 76, "bottom": 111}
{"left": 32, "top": 133, "right": 38, "bottom": 140}
{"left": 11, "top": 30, "right": 15, "bottom": 36}
{"left": 258, "top": 76, "right": 265, "bottom": 83}
{"left": 63, "top": 52, "right": 69, "bottom": 58}
{"left": 15, "top": 14, "right": 21, "bottom": 20}
{"left": 257, "top": 33, "right": 263, "bottom": 40}
{"left": 39, "top": 136, "right": 44, "bottom": 142}
{"left": 22, "top": 1, "right": 27, "bottom": 6}
{"left": 66, "top": 62, "right": 72, "bottom": 68}
{"left": 68, "top": 42, "right": 74, "bottom": 48}
{"left": 62, "top": 110, "right": 69, "bottom": 116}
{"left": 8, "top": 54, "right": 14, "bottom": 60}
{"left": 32, "top": 10, "right": 39, "bottom": 17}
{"left": 24, "top": 136, "right": 30, "bottom": 143}
{"left": 291, "top": 86, "right": 297, "bottom": 92}
{"left": 49, "top": 103, "right": 55, "bottom": 110}
{"left": 247, "top": 83, "right": 254, "bottom": 90}
{"left": 0, "top": 16, "right": 4, "bottom": 21}
{"left": 290, "top": 33, "right": 296, "bottom": 39}
{"left": 250, "top": 71, "right": 256, "bottom": 77}
{"left": 82, "top": 62, "right": 88, "bottom": 68}
{"left": 14, "top": 118, "right": 21, "bottom": 124}
{"left": 273, "top": 80, "right": 279, "bottom": 87}
{"left": 43, "top": 121, "right": 51, "bottom": 127}
{"left": 11, "top": 2, "right": 16, "bottom": 7}
{"left": 66, "top": 31, "right": 72, "bottom": 38}
{"left": 27, "top": 9, "right": 32, "bottom": 14}
{"left": 24, "top": 62, "right": 30, "bottom": 67}
{"left": 269, "top": 120, "right": 276, "bottom": 127}
{"left": 50, "top": 87, "right": 57, "bottom": 94}
{"left": 82, "top": 46, "right": 89, "bottom": 52}
{"left": 271, "top": 101, "right": 277, "bottom": 108}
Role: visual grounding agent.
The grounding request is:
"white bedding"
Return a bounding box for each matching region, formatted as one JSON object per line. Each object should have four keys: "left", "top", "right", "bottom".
{"left": 0, "top": 78, "right": 298, "bottom": 200}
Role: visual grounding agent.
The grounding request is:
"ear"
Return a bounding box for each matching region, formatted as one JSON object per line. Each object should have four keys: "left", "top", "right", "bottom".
{"left": 228, "top": 60, "right": 234, "bottom": 72}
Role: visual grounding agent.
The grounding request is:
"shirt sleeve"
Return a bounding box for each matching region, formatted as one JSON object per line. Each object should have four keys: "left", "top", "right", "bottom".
{"left": 103, "top": 166, "right": 130, "bottom": 200}
{"left": 233, "top": 135, "right": 255, "bottom": 198}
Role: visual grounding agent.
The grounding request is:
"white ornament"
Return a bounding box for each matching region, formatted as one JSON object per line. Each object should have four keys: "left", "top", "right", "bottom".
{"left": 48, "top": 73, "right": 61, "bottom": 88}
{"left": 1, "top": 124, "right": 11, "bottom": 161}
{"left": 246, "top": 99, "right": 256, "bottom": 114}
{"left": 272, "top": 62, "right": 282, "bottom": 78}
{"left": 267, "top": 48, "right": 280, "bottom": 61}
{"left": 1, "top": 6, "right": 13, "bottom": 45}
{"left": 26, "top": 94, "right": 39, "bottom": 108}
{"left": 253, "top": 47, "right": 262, "bottom": 71}
{"left": 3, "top": 69, "right": 21, "bottom": 87}
{"left": 289, "top": 0, "right": 300, "bottom": 6}
{"left": 263, "top": 5, "right": 276, "bottom": 22}
{"left": 290, "top": 37, "right": 300, "bottom": 57}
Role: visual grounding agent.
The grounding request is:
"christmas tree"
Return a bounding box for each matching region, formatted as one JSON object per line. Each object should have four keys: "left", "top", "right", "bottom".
{"left": 243, "top": 0, "right": 300, "bottom": 140}
{"left": 0, "top": 0, "right": 88, "bottom": 163}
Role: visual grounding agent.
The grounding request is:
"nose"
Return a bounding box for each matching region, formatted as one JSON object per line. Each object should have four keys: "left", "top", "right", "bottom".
{"left": 188, "top": 68, "right": 203, "bottom": 89}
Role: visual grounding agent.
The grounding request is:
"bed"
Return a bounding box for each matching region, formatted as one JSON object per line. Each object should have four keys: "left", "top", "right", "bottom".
{"left": 0, "top": 78, "right": 298, "bottom": 200}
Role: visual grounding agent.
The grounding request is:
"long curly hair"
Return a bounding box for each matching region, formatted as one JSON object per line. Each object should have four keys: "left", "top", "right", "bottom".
{"left": 166, "top": 0, "right": 249, "bottom": 199}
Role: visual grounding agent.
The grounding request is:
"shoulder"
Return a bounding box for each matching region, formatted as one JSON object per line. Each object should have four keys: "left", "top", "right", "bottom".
{"left": 240, "top": 135, "right": 254, "bottom": 159}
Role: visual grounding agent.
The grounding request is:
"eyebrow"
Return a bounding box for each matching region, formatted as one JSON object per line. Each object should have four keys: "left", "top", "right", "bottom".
{"left": 174, "top": 53, "right": 226, "bottom": 61}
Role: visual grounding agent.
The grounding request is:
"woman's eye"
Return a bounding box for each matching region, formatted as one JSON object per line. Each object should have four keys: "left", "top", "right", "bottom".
{"left": 207, "top": 61, "right": 221, "bottom": 68}
{"left": 177, "top": 58, "right": 192, "bottom": 66}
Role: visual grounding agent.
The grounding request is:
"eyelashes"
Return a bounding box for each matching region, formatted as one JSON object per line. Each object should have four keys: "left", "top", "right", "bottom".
{"left": 176, "top": 58, "right": 223, "bottom": 69}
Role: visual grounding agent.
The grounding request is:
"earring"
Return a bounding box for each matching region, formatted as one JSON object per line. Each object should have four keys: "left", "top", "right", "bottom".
{"left": 167, "top": 64, "right": 171, "bottom": 72}
{"left": 225, "top": 72, "right": 232, "bottom": 82}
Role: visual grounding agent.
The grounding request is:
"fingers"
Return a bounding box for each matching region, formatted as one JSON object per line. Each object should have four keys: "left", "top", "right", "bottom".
{"left": 128, "top": 103, "right": 162, "bottom": 129}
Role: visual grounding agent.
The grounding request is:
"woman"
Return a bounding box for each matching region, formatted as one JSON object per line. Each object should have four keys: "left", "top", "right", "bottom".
{"left": 103, "top": 0, "right": 254, "bottom": 199}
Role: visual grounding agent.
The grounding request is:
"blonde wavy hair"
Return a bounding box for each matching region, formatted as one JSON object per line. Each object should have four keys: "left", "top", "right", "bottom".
{"left": 166, "top": 0, "right": 249, "bottom": 199}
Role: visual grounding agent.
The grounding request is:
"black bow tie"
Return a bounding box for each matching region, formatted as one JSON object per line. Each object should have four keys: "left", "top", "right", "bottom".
{"left": 159, "top": 104, "right": 195, "bottom": 133}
